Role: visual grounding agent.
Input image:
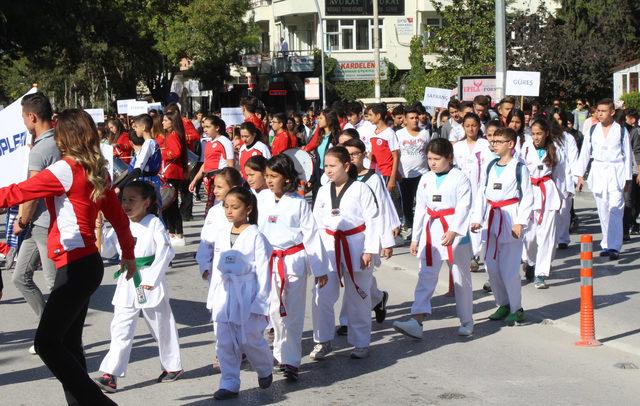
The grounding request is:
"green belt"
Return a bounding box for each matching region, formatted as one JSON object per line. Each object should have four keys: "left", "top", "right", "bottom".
{"left": 113, "top": 255, "right": 155, "bottom": 288}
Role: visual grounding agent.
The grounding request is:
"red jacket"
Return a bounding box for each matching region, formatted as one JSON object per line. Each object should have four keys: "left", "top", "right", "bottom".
{"left": 0, "top": 158, "right": 135, "bottom": 268}
{"left": 245, "top": 114, "right": 268, "bottom": 138}
{"left": 271, "top": 130, "right": 298, "bottom": 156}
{"left": 182, "top": 117, "right": 200, "bottom": 151}
{"left": 161, "top": 131, "right": 186, "bottom": 180}
{"left": 303, "top": 118, "right": 347, "bottom": 153}
{"left": 114, "top": 132, "right": 133, "bottom": 164}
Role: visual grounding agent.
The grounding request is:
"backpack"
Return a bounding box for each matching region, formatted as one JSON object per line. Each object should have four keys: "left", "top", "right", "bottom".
{"left": 485, "top": 158, "right": 524, "bottom": 199}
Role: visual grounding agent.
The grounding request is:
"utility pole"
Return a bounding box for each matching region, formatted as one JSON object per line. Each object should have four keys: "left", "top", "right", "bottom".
{"left": 495, "top": 0, "right": 506, "bottom": 100}
{"left": 313, "top": 0, "right": 327, "bottom": 108}
{"left": 373, "top": 0, "right": 381, "bottom": 102}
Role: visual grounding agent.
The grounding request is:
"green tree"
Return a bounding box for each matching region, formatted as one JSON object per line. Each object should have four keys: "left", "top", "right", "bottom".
{"left": 403, "top": 36, "right": 429, "bottom": 104}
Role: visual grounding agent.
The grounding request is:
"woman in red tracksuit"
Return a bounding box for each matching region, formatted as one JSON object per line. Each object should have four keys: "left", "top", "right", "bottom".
{"left": 161, "top": 109, "right": 189, "bottom": 246}
{"left": 0, "top": 109, "right": 135, "bottom": 406}
{"left": 270, "top": 112, "right": 298, "bottom": 156}
{"left": 107, "top": 118, "right": 133, "bottom": 164}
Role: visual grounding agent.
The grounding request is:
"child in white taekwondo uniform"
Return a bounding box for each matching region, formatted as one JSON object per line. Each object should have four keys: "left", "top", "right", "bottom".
{"left": 336, "top": 139, "right": 398, "bottom": 335}
{"left": 453, "top": 113, "right": 492, "bottom": 271}
{"left": 204, "top": 187, "right": 274, "bottom": 400}
{"left": 394, "top": 138, "right": 475, "bottom": 338}
{"left": 257, "top": 154, "right": 328, "bottom": 382}
{"left": 311, "top": 146, "right": 381, "bottom": 360}
{"left": 95, "top": 181, "right": 182, "bottom": 394}
{"left": 521, "top": 119, "right": 567, "bottom": 289}
{"left": 575, "top": 99, "right": 632, "bottom": 260}
{"left": 471, "top": 128, "right": 534, "bottom": 326}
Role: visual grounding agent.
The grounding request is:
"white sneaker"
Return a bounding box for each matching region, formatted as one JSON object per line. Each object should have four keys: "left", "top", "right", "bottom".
{"left": 350, "top": 347, "right": 369, "bottom": 359}
{"left": 457, "top": 322, "right": 474, "bottom": 336}
{"left": 28, "top": 345, "right": 37, "bottom": 355}
{"left": 393, "top": 319, "right": 423, "bottom": 339}
{"left": 170, "top": 236, "right": 186, "bottom": 247}
{"left": 309, "top": 342, "right": 332, "bottom": 360}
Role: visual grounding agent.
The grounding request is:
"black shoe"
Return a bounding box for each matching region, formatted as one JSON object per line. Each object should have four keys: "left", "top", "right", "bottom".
{"left": 523, "top": 264, "right": 535, "bottom": 282}
{"left": 336, "top": 325, "right": 348, "bottom": 336}
{"left": 631, "top": 224, "right": 640, "bottom": 235}
{"left": 623, "top": 233, "right": 631, "bottom": 242}
{"left": 482, "top": 281, "right": 492, "bottom": 293}
{"left": 157, "top": 369, "right": 183, "bottom": 382}
{"left": 599, "top": 249, "right": 611, "bottom": 257}
{"left": 557, "top": 243, "right": 569, "bottom": 250}
{"left": 373, "top": 291, "right": 389, "bottom": 323}
{"left": 609, "top": 250, "right": 620, "bottom": 260}
{"left": 213, "top": 389, "right": 239, "bottom": 400}
{"left": 570, "top": 218, "right": 580, "bottom": 233}
{"left": 282, "top": 364, "right": 299, "bottom": 382}
{"left": 258, "top": 373, "right": 273, "bottom": 389}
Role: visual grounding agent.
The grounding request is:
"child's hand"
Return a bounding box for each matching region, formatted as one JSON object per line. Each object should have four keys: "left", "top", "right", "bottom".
{"left": 410, "top": 241, "right": 418, "bottom": 256}
{"left": 441, "top": 231, "right": 457, "bottom": 246}
{"left": 382, "top": 247, "right": 393, "bottom": 259}
{"left": 470, "top": 223, "right": 482, "bottom": 233}
{"left": 392, "top": 227, "right": 401, "bottom": 237}
{"left": 511, "top": 224, "right": 523, "bottom": 239}
{"left": 360, "top": 253, "right": 372, "bottom": 269}
{"left": 141, "top": 285, "right": 154, "bottom": 290}
{"left": 315, "top": 275, "right": 328, "bottom": 288}
{"left": 121, "top": 259, "right": 137, "bottom": 280}
{"left": 202, "top": 270, "right": 210, "bottom": 281}
{"left": 576, "top": 176, "right": 585, "bottom": 192}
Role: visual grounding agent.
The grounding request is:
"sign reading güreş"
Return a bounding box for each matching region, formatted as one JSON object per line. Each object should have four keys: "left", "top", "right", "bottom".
{"left": 326, "top": 0, "right": 405, "bottom": 16}
{"left": 334, "top": 60, "right": 388, "bottom": 81}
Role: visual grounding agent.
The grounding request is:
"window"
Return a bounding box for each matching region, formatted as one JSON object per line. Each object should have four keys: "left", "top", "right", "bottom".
{"left": 324, "top": 19, "right": 384, "bottom": 51}
{"left": 631, "top": 72, "right": 639, "bottom": 93}
{"left": 261, "top": 32, "right": 270, "bottom": 53}
{"left": 622, "top": 74, "right": 628, "bottom": 94}
{"left": 423, "top": 17, "right": 442, "bottom": 40}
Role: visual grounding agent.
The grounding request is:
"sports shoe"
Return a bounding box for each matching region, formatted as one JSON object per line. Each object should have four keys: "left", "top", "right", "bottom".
{"left": 392, "top": 318, "right": 423, "bottom": 339}
{"left": 609, "top": 250, "right": 620, "bottom": 260}
{"left": 557, "top": 243, "right": 569, "bottom": 250}
{"left": 336, "top": 325, "right": 348, "bottom": 336}
{"left": 534, "top": 276, "right": 548, "bottom": 289}
{"left": 309, "top": 342, "right": 332, "bottom": 360}
{"left": 258, "top": 373, "right": 273, "bottom": 389}
{"left": 157, "top": 370, "right": 183, "bottom": 382}
{"left": 457, "top": 322, "right": 474, "bottom": 336}
{"left": 523, "top": 264, "right": 535, "bottom": 282}
{"left": 350, "top": 347, "right": 370, "bottom": 359}
{"left": 28, "top": 345, "right": 37, "bottom": 355}
{"left": 282, "top": 364, "right": 299, "bottom": 382}
{"left": 401, "top": 227, "right": 413, "bottom": 240}
{"left": 599, "top": 249, "right": 611, "bottom": 257}
{"left": 213, "top": 389, "right": 238, "bottom": 400}
{"left": 170, "top": 236, "right": 186, "bottom": 247}
{"left": 505, "top": 308, "right": 525, "bottom": 326}
{"left": 470, "top": 257, "right": 482, "bottom": 272}
{"left": 488, "top": 305, "right": 510, "bottom": 321}
{"left": 95, "top": 373, "right": 117, "bottom": 393}
{"left": 482, "top": 281, "right": 492, "bottom": 293}
{"left": 373, "top": 291, "right": 389, "bottom": 323}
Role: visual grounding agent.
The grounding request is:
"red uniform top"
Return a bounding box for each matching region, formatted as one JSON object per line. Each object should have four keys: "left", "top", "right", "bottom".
{"left": 244, "top": 114, "right": 267, "bottom": 138}
{"left": 0, "top": 158, "right": 135, "bottom": 268}
{"left": 161, "top": 131, "right": 186, "bottom": 180}
{"left": 202, "top": 136, "right": 235, "bottom": 172}
{"left": 303, "top": 117, "right": 347, "bottom": 153}
{"left": 370, "top": 127, "right": 399, "bottom": 177}
{"left": 239, "top": 141, "right": 272, "bottom": 179}
{"left": 271, "top": 130, "right": 298, "bottom": 156}
{"left": 182, "top": 117, "right": 200, "bottom": 151}
{"left": 114, "top": 132, "right": 133, "bottom": 164}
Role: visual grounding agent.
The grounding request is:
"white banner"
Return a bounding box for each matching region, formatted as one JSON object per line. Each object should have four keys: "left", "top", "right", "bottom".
{"left": 148, "top": 102, "right": 163, "bottom": 113}
{"left": 100, "top": 143, "right": 114, "bottom": 179}
{"left": 127, "top": 101, "right": 149, "bottom": 116}
{"left": 117, "top": 99, "right": 135, "bottom": 115}
{"left": 422, "top": 87, "right": 451, "bottom": 108}
{"left": 221, "top": 107, "right": 244, "bottom": 126}
{"left": 0, "top": 88, "right": 37, "bottom": 188}
{"left": 305, "top": 77, "right": 320, "bottom": 100}
{"left": 505, "top": 70, "right": 541, "bottom": 97}
{"left": 84, "top": 108, "right": 105, "bottom": 124}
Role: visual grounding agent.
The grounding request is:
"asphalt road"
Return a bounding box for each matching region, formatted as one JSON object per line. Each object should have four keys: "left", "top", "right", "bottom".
{"left": 1, "top": 191, "right": 639, "bottom": 405}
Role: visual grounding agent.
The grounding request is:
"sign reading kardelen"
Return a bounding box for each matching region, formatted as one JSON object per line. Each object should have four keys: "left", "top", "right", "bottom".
{"left": 305, "top": 78, "right": 320, "bottom": 100}
{"left": 458, "top": 75, "right": 497, "bottom": 102}
{"left": 326, "top": 0, "right": 404, "bottom": 16}
{"left": 334, "top": 60, "right": 388, "bottom": 81}
{"left": 505, "top": 70, "right": 541, "bottom": 97}
{"left": 0, "top": 88, "right": 36, "bottom": 188}
{"left": 422, "top": 87, "right": 451, "bottom": 108}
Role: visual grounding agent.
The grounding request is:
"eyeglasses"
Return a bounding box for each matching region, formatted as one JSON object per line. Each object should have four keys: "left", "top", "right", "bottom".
{"left": 349, "top": 152, "right": 362, "bottom": 158}
{"left": 490, "top": 139, "right": 510, "bottom": 144}
{"left": 577, "top": 102, "right": 583, "bottom": 106}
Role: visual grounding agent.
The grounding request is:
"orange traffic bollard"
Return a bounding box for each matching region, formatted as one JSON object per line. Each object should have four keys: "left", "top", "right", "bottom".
{"left": 575, "top": 234, "right": 601, "bottom": 347}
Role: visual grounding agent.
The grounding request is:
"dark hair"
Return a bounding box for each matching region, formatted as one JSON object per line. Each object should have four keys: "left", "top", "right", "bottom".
{"left": 225, "top": 186, "right": 258, "bottom": 225}
{"left": 463, "top": 112, "right": 481, "bottom": 126}
{"left": 319, "top": 109, "right": 341, "bottom": 146}
{"left": 266, "top": 154, "right": 299, "bottom": 193}
{"left": 133, "top": 114, "right": 153, "bottom": 132}
{"left": 21, "top": 92, "right": 52, "bottom": 121}
{"left": 625, "top": 108, "right": 639, "bottom": 120}
{"left": 203, "top": 115, "right": 228, "bottom": 138}
{"left": 217, "top": 167, "right": 244, "bottom": 189}
{"left": 244, "top": 155, "right": 268, "bottom": 172}
{"left": 392, "top": 105, "right": 405, "bottom": 116}
{"left": 165, "top": 102, "right": 181, "bottom": 114}
{"left": 272, "top": 112, "right": 287, "bottom": 125}
{"left": 164, "top": 109, "right": 188, "bottom": 171}
{"left": 239, "top": 121, "right": 264, "bottom": 144}
{"left": 473, "top": 95, "right": 490, "bottom": 107}
{"left": 343, "top": 138, "right": 366, "bottom": 152}
{"left": 370, "top": 103, "right": 387, "bottom": 118}
{"left": 240, "top": 96, "right": 259, "bottom": 114}
{"left": 405, "top": 107, "right": 420, "bottom": 116}
{"left": 494, "top": 127, "right": 518, "bottom": 143}
{"left": 123, "top": 180, "right": 159, "bottom": 216}
{"left": 597, "top": 98, "right": 615, "bottom": 110}
{"left": 508, "top": 108, "right": 526, "bottom": 145}
{"left": 447, "top": 99, "right": 461, "bottom": 110}
{"left": 500, "top": 96, "right": 517, "bottom": 105}
{"left": 412, "top": 102, "right": 427, "bottom": 115}
{"left": 128, "top": 129, "right": 145, "bottom": 146}
{"left": 529, "top": 118, "right": 559, "bottom": 168}
{"left": 107, "top": 118, "right": 125, "bottom": 135}
{"left": 461, "top": 101, "right": 474, "bottom": 110}
{"left": 339, "top": 128, "right": 360, "bottom": 143}
{"left": 346, "top": 101, "right": 363, "bottom": 116}
{"left": 325, "top": 146, "right": 357, "bottom": 179}
{"left": 486, "top": 119, "right": 502, "bottom": 131}
{"left": 440, "top": 110, "right": 450, "bottom": 118}
{"left": 425, "top": 138, "right": 454, "bottom": 161}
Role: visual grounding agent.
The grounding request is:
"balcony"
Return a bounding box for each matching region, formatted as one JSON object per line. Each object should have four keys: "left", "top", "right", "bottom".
{"left": 242, "top": 49, "right": 316, "bottom": 75}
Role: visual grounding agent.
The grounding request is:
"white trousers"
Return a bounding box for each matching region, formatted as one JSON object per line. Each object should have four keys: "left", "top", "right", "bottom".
{"left": 99, "top": 297, "right": 182, "bottom": 377}
{"left": 270, "top": 259, "right": 308, "bottom": 368}
{"left": 410, "top": 244, "right": 473, "bottom": 325}
{"left": 214, "top": 315, "right": 273, "bottom": 392}
{"left": 485, "top": 239, "right": 523, "bottom": 311}
{"left": 470, "top": 229, "right": 483, "bottom": 257}
{"left": 312, "top": 267, "right": 373, "bottom": 348}
{"left": 556, "top": 196, "right": 572, "bottom": 245}
{"left": 338, "top": 274, "right": 383, "bottom": 326}
{"left": 594, "top": 189, "right": 624, "bottom": 251}
{"left": 524, "top": 210, "right": 557, "bottom": 277}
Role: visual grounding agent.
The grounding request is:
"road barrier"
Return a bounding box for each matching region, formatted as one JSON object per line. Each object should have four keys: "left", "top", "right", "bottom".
{"left": 575, "top": 234, "right": 601, "bottom": 347}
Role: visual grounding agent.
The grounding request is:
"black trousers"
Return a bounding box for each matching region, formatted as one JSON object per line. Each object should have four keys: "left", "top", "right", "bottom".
{"left": 383, "top": 175, "right": 404, "bottom": 226}
{"left": 163, "top": 179, "right": 185, "bottom": 235}
{"left": 399, "top": 176, "right": 421, "bottom": 228}
{"left": 624, "top": 174, "right": 640, "bottom": 232}
{"left": 34, "top": 253, "right": 115, "bottom": 406}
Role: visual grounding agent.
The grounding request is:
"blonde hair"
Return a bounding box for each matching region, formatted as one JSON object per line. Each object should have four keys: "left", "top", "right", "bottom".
{"left": 55, "top": 109, "right": 110, "bottom": 201}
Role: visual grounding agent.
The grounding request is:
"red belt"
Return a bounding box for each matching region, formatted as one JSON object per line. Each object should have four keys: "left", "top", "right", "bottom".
{"left": 326, "top": 224, "right": 367, "bottom": 299}
{"left": 531, "top": 175, "right": 551, "bottom": 225}
{"left": 485, "top": 198, "right": 520, "bottom": 260}
{"left": 269, "top": 243, "right": 305, "bottom": 317}
{"left": 425, "top": 207, "right": 455, "bottom": 267}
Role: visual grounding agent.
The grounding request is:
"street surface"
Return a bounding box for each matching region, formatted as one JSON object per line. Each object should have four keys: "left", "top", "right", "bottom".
{"left": 1, "top": 191, "right": 639, "bottom": 405}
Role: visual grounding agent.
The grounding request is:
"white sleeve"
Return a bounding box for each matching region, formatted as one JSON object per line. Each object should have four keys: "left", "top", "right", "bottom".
{"left": 140, "top": 220, "right": 175, "bottom": 287}
{"left": 222, "top": 137, "right": 235, "bottom": 162}
{"left": 515, "top": 164, "right": 534, "bottom": 226}
{"left": 387, "top": 129, "right": 399, "bottom": 151}
{"left": 262, "top": 143, "right": 272, "bottom": 159}
{"left": 361, "top": 185, "right": 382, "bottom": 254}
{"left": 299, "top": 199, "right": 328, "bottom": 277}
{"left": 196, "top": 210, "right": 217, "bottom": 274}
{"left": 623, "top": 127, "right": 633, "bottom": 181}
{"left": 250, "top": 233, "right": 272, "bottom": 316}
{"left": 451, "top": 175, "right": 472, "bottom": 236}
{"left": 100, "top": 226, "right": 120, "bottom": 259}
{"left": 134, "top": 140, "right": 154, "bottom": 170}
{"left": 472, "top": 165, "right": 488, "bottom": 225}
{"left": 371, "top": 175, "right": 397, "bottom": 248}
{"left": 411, "top": 177, "right": 427, "bottom": 243}
{"left": 574, "top": 127, "right": 592, "bottom": 178}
